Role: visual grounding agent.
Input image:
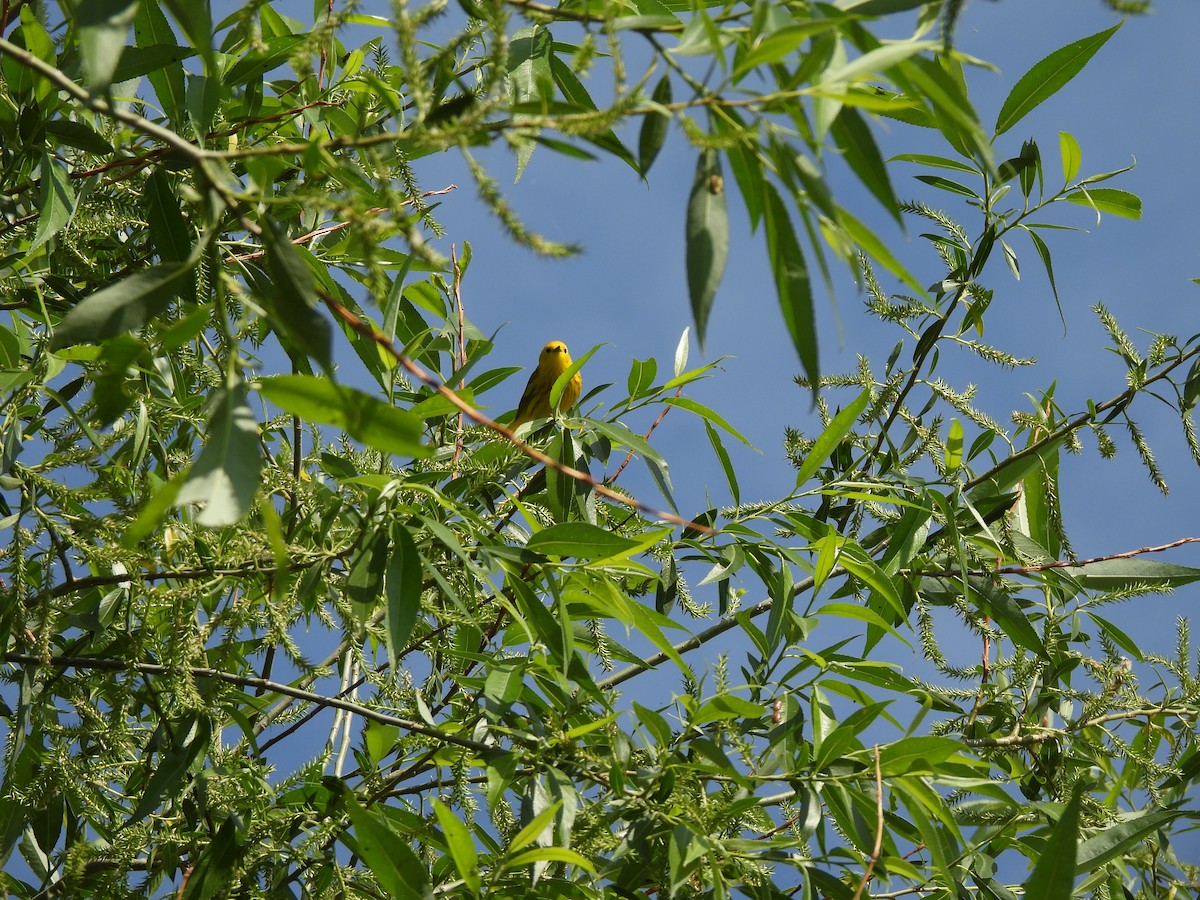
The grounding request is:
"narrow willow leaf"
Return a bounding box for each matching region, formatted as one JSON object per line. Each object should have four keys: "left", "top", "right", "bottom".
{"left": 944, "top": 418, "right": 963, "bottom": 471}
{"left": 685, "top": 149, "right": 728, "bottom": 348}
{"left": 347, "top": 530, "right": 389, "bottom": 622}
{"left": 261, "top": 223, "right": 333, "bottom": 370}
{"left": 1182, "top": 356, "right": 1200, "bottom": 413}
{"left": 1063, "top": 558, "right": 1200, "bottom": 590}
{"left": 838, "top": 206, "right": 926, "bottom": 295}
{"left": 703, "top": 419, "right": 739, "bottom": 506}
{"left": 44, "top": 119, "right": 113, "bottom": 154}
{"left": 1059, "top": 131, "right": 1081, "bottom": 182}
{"left": 222, "top": 34, "right": 306, "bottom": 86}
{"left": 144, "top": 169, "right": 192, "bottom": 264}
{"left": 175, "top": 383, "right": 263, "bottom": 527}
{"left": 638, "top": 74, "right": 672, "bottom": 176}
{"left": 550, "top": 55, "right": 638, "bottom": 173}
{"left": 1076, "top": 808, "right": 1183, "bottom": 874}
{"left": 30, "top": 155, "right": 75, "bottom": 253}
{"left": 995, "top": 23, "right": 1121, "bottom": 136}
{"left": 1022, "top": 226, "right": 1064, "bottom": 326}
{"left": 50, "top": 258, "right": 199, "bottom": 350}
{"left": 794, "top": 388, "right": 869, "bottom": 486}
{"left": 733, "top": 19, "right": 840, "bottom": 78}
{"left": 914, "top": 173, "right": 978, "bottom": 199}
{"left": 662, "top": 397, "right": 754, "bottom": 445}
{"left": 830, "top": 107, "right": 900, "bottom": 221}
{"left": 134, "top": 0, "right": 187, "bottom": 124}
{"left": 343, "top": 795, "right": 431, "bottom": 898}
{"left": 715, "top": 107, "right": 765, "bottom": 229}
{"left": 257, "top": 375, "right": 430, "bottom": 458}
{"left": 75, "top": 0, "right": 140, "bottom": 91}
{"left": 1065, "top": 187, "right": 1142, "bottom": 220}
{"left": 385, "top": 524, "right": 423, "bottom": 668}
{"left": 762, "top": 182, "right": 817, "bottom": 388}
{"left": 526, "top": 522, "right": 643, "bottom": 560}
{"left": 1023, "top": 785, "right": 1084, "bottom": 900}
{"left": 433, "top": 801, "right": 481, "bottom": 894}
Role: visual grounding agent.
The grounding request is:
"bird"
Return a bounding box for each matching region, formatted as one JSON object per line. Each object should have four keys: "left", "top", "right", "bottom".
{"left": 511, "top": 340, "right": 582, "bottom": 428}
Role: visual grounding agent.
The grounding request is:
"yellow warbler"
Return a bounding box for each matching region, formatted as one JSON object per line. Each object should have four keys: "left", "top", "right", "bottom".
{"left": 512, "top": 340, "right": 582, "bottom": 428}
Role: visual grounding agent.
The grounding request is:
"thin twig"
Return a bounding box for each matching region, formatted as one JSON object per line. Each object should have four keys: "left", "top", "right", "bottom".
{"left": 3, "top": 652, "right": 491, "bottom": 752}
{"left": 607, "top": 385, "right": 682, "bottom": 484}
{"left": 451, "top": 243, "right": 468, "bottom": 473}
{"left": 851, "top": 745, "right": 885, "bottom": 900}
{"left": 907, "top": 536, "right": 1200, "bottom": 579}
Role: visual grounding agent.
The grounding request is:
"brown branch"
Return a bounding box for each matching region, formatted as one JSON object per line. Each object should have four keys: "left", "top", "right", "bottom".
{"left": 851, "top": 745, "right": 885, "bottom": 900}
{"left": 607, "top": 385, "right": 682, "bottom": 485}
{"left": 320, "top": 292, "right": 715, "bottom": 535}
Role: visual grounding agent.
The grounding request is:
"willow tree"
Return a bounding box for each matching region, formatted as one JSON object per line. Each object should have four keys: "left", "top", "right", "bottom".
{"left": 1, "top": 0, "right": 1197, "bottom": 897}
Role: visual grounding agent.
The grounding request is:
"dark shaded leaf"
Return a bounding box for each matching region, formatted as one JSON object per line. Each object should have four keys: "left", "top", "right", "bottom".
{"left": 685, "top": 148, "right": 728, "bottom": 348}
{"left": 762, "top": 182, "right": 817, "bottom": 389}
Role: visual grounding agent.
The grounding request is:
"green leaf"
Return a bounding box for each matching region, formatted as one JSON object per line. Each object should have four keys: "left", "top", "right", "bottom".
{"left": 222, "top": 34, "right": 305, "bottom": 86}
{"left": 45, "top": 119, "right": 114, "bottom": 155}
{"left": 626, "top": 356, "right": 657, "bottom": 398}
{"left": 838, "top": 205, "right": 926, "bottom": 295}
{"left": 914, "top": 173, "right": 978, "bottom": 199}
{"left": 175, "top": 383, "right": 262, "bottom": 527}
{"left": 762, "top": 182, "right": 817, "bottom": 389}
{"left": 526, "top": 522, "right": 663, "bottom": 561}
{"left": 433, "top": 801, "right": 480, "bottom": 893}
{"left": 876, "top": 736, "right": 964, "bottom": 776}
{"left": 1076, "top": 808, "right": 1183, "bottom": 875}
{"left": 703, "top": 419, "right": 739, "bottom": 506}
{"left": 347, "top": 529, "right": 388, "bottom": 621}
{"left": 1063, "top": 558, "right": 1200, "bottom": 590}
{"left": 944, "top": 419, "right": 963, "bottom": 472}
{"left": 733, "top": 19, "right": 840, "bottom": 78}
{"left": 75, "top": 0, "right": 140, "bottom": 91}
{"left": 261, "top": 222, "right": 334, "bottom": 370}
{"left": 342, "top": 794, "right": 431, "bottom": 899}
{"left": 30, "top": 154, "right": 76, "bottom": 253}
{"left": 112, "top": 43, "right": 197, "bottom": 83}
{"left": 50, "top": 259, "right": 200, "bottom": 350}
{"left": 550, "top": 55, "right": 638, "bottom": 174}
{"left": 144, "top": 170, "right": 192, "bottom": 265}
{"left": 1022, "top": 226, "right": 1062, "bottom": 321}
{"left": 794, "top": 389, "right": 869, "bottom": 486}
{"left": 995, "top": 23, "right": 1121, "bottom": 136}
{"left": 830, "top": 107, "right": 900, "bottom": 221}
{"left": 135, "top": 0, "right": 187, "bottom": 124}
{"left": 685, "top": 149, "right": 729, "bottom": 349}
{"left": 638, "top": 74, "right": 672, "bottom": 176}
{"left": 1023, "top": 785, "right": 1084, "bottom": 900}
{"left": 820, "top": 39, "right": 938, "bottom": 89}
{"left": 257, "top": 375, "right": 430, "bottom": 458}
{"left": 1059, "top": 131, "right": 1081, "bottom": 182}
{"left": 1065, "top": 187, "right": 1142, "bottom": 220}
{"left": 1182, "top": 356, "right": 1200, "bottom": 413}
{"left": 661, "top": 396, "right": 753, "bottom": 445}
{"left": 716, "top": 108, "right": 765, "bottom": 229}
{"left": 385, "top": 524, "right": 423, "bottom": 667}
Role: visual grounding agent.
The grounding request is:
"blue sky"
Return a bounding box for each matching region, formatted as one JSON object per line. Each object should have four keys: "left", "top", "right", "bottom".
{"left": 396, "top": 1, "right": 1200, "bottom": 658}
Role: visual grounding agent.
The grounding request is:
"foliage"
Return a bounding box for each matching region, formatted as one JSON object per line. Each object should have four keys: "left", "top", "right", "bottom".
{"left": 0, "top": 0, "right": 1195, "bottom": 898}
